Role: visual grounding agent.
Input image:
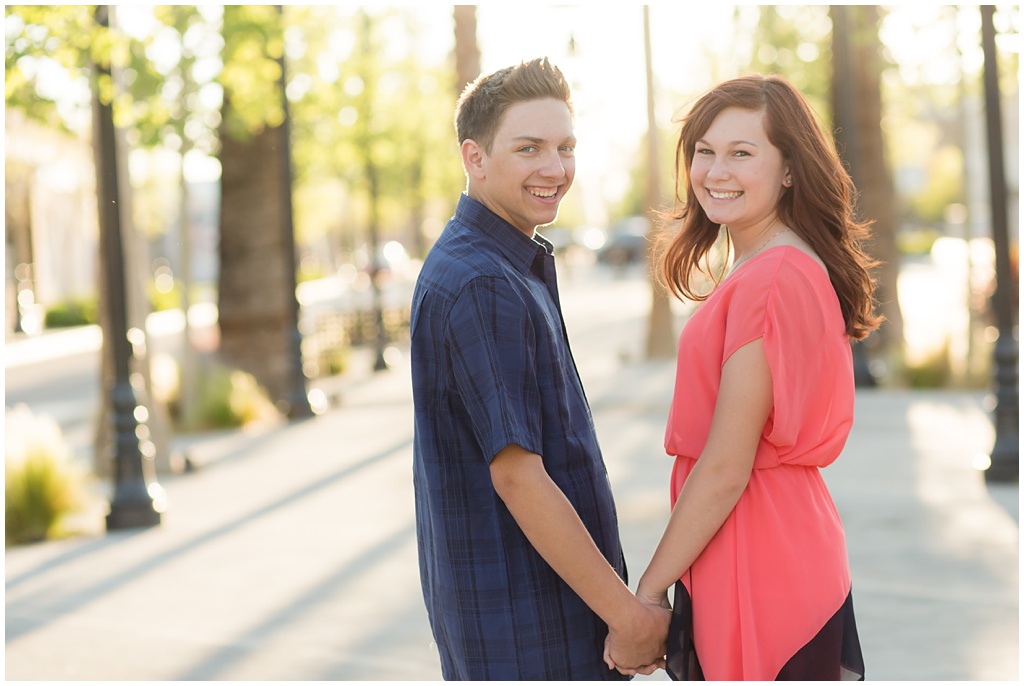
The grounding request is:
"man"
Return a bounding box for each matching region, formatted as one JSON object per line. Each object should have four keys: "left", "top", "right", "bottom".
{"left": 410, "top": 57, "right": 667, "bottom": 680}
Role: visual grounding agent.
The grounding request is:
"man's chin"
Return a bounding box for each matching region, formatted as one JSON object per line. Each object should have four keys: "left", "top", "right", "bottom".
{"left": 536, "top": 212, "right": 560, "bottom": 230}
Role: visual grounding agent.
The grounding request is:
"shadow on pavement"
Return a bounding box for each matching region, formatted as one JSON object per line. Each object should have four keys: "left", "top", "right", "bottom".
{"left": 174, "top": 524, "right": 417, "bottom": 680}
{"left": 5, "top": 434, "right": 413, "bottom": 644}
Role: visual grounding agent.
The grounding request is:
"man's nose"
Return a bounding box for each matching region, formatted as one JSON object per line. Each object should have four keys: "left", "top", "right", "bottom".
{"left": 538, "top": 150, "right": 566, "bottom": 179}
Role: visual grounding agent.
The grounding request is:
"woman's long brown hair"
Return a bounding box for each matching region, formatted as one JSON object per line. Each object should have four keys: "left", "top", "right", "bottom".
{"left": 657, "top": 74, "right": 882, "bottom": 340}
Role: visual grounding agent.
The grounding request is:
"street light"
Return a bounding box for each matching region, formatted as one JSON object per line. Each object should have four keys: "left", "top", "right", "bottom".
{"left": 979, "top": 5, "right": 1018, "bottom": 483}
{"left": 93, "top": 5, "right": 163, "bottom": 529}
{"left": 275, "top": 4, "right": 315, "bottom": 417}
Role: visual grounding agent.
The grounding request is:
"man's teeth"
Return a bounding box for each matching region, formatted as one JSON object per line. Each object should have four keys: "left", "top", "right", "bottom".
{"left": 530, "top": 188, "right": 557, "bottom": 198}
{"left": 709, "top": 190, "right": 742, "bottom": 199}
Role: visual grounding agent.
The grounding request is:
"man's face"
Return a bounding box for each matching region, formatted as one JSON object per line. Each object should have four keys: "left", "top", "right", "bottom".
{"left": 464, "top": 98, "right": 576, "bottom": 237}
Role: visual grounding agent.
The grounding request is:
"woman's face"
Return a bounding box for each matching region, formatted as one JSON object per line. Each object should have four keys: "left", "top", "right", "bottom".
{"left": 689, "top": 107, "right": 790, "bottom": 232}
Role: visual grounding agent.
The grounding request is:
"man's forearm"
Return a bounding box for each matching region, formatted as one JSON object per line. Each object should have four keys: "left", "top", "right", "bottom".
{"left": 489, "top": 443, "right": 669, "bottom": 674}
{"left": 490, "top": 444, "right": 637, "bottom": 628}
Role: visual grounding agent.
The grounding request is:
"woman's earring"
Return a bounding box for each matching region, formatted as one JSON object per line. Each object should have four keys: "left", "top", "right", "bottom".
{"left": 783, "top": 176, "right": 792, "bottom": 187}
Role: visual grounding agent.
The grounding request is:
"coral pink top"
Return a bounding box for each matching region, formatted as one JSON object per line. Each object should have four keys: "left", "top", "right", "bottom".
{"left": 665, "top": 246, "right": 855, "bottom": 679}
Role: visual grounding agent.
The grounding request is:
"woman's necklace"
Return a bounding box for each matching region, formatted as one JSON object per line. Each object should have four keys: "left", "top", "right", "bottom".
{"left": 731, "top": 227, "right": 791, "bottom": 271}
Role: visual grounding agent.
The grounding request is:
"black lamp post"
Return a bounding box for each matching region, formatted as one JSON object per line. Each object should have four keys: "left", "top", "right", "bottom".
{"left": 93, "top": 5, "right": 162, "bottom": 529}
{"left": 979, "top": 5, "right": 1018, "bottom": 483}
{"left": 275, "top": 4, "right": 314, "bottom": 418}
{"left": 357, "top": 10, "right": 389, "bottom": 373}
{"left": 365, "top": 161, "right": 389, "bottom": 373}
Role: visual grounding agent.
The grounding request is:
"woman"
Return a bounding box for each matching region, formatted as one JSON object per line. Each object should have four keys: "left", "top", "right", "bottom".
{"left": 615, "top": 74, "right": 879, "bottom": 680}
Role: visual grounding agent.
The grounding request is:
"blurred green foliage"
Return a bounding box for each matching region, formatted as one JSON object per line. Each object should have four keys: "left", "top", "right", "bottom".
{"left": 43, "top": 296, "right": 98, "bottom": 328}
{"left": 190, "top": 365, "right": 279, "bottom": 432}
{"left": 220, "top": 5, "right": 285, "bottom": 139}
{"left": 905, "top": 342, "right": 952, "bottom": 388}
{"left": 285, "top": 6, "right": 463, "bottom": 254}
{"left": 897, "top": 227, "right": 942, "bottom": 256}
{"left": 148, "top": 279, "right": 181, "bottom": 312}
{"left": 5, "top": 5, "right": 464, "bottom": 261}
{"left": 5, "top": 406, "right": 89, "bottom": 546}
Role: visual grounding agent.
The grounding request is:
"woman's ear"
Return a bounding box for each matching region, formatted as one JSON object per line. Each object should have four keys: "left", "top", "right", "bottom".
{"left": 461, "top": 139, "right": 486, "bottom": 180}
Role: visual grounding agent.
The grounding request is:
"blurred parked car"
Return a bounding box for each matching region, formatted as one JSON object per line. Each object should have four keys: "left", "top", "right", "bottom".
{"left": 596, "top": 216, "right": 650, "bottom": 266}
{"left": 538, "top": 226, "right": 576, "bottom": 253}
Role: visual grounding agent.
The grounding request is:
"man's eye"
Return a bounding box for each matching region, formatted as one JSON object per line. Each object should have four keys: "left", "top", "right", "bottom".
{"left": 519, "top": 146, "right": 537, "bottom": 153}
{"left": 559, "top": 145, "right": 574, "bottom": 154}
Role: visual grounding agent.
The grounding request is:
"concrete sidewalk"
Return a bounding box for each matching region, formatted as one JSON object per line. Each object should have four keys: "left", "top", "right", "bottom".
{"left": 5, "top": 269, "right": 1019, "bottom": 681}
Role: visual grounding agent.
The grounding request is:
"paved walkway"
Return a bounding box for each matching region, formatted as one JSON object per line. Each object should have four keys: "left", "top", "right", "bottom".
{"left": 5, "top": 268, "right": 1019, "bottom": 681}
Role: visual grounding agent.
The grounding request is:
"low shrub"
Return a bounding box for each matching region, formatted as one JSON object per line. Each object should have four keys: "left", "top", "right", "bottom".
{"left": 43, "top": 297, "right": 98, "bottom": 328}
{"left": 189, "top": 363, "right": 280, "bottom": 432}
{"left": 5, "top": 405, "right": 89, "bottom": 546}
{"left": 905, "top": 343, "right": 952, "bottom": 388}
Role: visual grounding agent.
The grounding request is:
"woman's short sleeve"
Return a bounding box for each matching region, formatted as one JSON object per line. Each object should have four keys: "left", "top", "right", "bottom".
{"left": 721, "top": 254, "right": 852, "bottom": 464}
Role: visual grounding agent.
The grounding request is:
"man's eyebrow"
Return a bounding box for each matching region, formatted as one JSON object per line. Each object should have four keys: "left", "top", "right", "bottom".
{"left": 511, "top": 135, "right": 577, "bottom": 144}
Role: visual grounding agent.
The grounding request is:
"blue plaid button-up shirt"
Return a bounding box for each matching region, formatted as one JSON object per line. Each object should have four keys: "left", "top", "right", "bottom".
{"left": 410, "top": 194, "right": 627, "bottom": 680}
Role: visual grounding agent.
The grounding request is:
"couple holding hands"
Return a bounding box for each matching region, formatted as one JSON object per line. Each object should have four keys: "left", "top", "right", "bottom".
{"left": 410, "top": 57, "right": 875, "bottom": 681}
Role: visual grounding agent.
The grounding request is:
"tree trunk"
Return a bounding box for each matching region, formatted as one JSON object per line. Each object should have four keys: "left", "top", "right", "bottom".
{"left": 216, "top": 5, "right": 310, "bottom": 418}
{"left": 5, "top": 160, "right": 34, "bottom": 335}
{"left": 409, "top": 155, "right": 428, "bottom": 260}
{"left": 830, "top": 5, "right": 905, "bottom": 382}
{"left": 216, "top": 116, "right": 307, "bottom": 414}
{"left": 643, "top": 6, "right": 675, "bottom": 359}
{"left": 453, "top": 6, "right": 480, "bottom": 95}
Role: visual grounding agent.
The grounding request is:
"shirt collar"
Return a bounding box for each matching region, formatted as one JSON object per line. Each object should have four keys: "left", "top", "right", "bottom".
{"left": 455, "top": 194, "right": 551, "bottom": 275}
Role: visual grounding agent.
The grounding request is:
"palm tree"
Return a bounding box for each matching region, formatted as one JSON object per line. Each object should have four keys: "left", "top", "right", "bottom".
{"left": 830, "top": 4, "right": 905, "bottom": 383}
{"left": 642, "top": 6, "right": 676, "bottom": 360}
{"left": 216, "top": 5, "right": 310, "bottom": 417}
{"left": 453, "top": 6, "right": 481, "bottom": 96}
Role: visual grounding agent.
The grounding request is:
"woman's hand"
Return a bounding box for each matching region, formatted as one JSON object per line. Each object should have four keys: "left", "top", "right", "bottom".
{"left": 637, "top": 585, "right": 670, "bottom": 611}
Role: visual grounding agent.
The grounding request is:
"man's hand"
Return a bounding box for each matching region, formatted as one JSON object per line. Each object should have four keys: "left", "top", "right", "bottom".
{"left": 602, "top": 599, "right": 670, "bottom": 674}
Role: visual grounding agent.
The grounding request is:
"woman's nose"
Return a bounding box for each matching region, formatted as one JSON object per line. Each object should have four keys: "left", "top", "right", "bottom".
{"left": 706, "top": 156, "right": 729, "bottom": 180}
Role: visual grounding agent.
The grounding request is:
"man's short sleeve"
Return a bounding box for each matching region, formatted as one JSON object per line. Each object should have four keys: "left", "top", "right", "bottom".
{"left": 446, "top": 275, "right": 544, "bottom": 462}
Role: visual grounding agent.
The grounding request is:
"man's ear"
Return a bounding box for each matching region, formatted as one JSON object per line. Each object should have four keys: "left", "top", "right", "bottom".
{"left": 461, "top": 139, "right": 486, "bottom": 180}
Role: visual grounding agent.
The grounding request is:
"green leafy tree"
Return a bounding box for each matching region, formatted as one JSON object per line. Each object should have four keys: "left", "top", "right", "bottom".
{"left": 285, "top": 6, "right": 462, "bottom": 262}
{"left": 5, "top": 5, "right": 182, "bottom": 473}
{"left": 5, "top": 5, "right": 97, "bottom": 131}
{"left": 745, "top": 5, "right": 833, "bottom": 112}
{"left": 6, "top": 5, "right": 183, "bottom": 140}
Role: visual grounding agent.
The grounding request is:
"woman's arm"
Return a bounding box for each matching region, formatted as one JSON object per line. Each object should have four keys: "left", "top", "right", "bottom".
{"left": 636, "top": 337, "right": 774, "bottom": 604}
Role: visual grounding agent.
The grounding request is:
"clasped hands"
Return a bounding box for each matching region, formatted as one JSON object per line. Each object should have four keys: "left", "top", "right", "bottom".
{"left": 604, "top": 588, "right": 671, "bottom": 676}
